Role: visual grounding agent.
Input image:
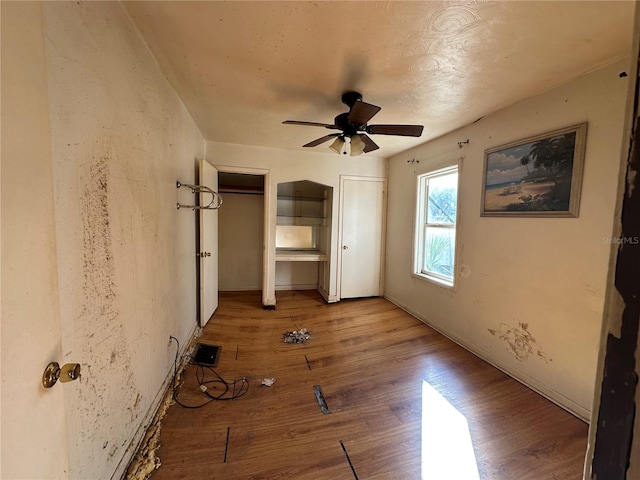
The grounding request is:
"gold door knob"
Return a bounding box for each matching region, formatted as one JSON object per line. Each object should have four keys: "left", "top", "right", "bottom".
{"left": 60, "top": 363, "right": 81, "bottom": 382}
{"left": 343, "top": 245, "right": 349, "bottom": 250}
{"left": 42, "top": 362, "right": 81, "bottom": 388}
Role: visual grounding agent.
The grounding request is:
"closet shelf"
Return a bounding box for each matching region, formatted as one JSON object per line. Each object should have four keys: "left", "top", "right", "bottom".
{"left": 219, "top": 185, "right": 264, "bottom": 195}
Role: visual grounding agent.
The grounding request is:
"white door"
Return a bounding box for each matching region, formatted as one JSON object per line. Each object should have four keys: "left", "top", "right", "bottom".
{"left": 339, "top": 177, "right": 386, "bottom": 299}
{"left": 199, "top": 159, "right": 218, "bottom": 326}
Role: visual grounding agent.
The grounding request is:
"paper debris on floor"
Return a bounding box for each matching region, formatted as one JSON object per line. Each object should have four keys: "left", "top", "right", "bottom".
{"left": 283, "top": 328, "right": 311, "bottom": 344}
{"left": 261, "top": 378, "right": 276, "bottom": 387}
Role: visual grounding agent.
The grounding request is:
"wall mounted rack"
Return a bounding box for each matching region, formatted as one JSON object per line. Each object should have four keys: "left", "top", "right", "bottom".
{"left": 176, "top": 181, "right": 223, "bottom": 210}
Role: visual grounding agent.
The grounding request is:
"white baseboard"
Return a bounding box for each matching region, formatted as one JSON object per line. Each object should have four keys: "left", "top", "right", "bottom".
{"left": 317, "top": 286, "right": 339, "bottom": 303}
{"left": 219, "top": 285, "right": 262, "bottom": 292}
{"left": 384, "top": 294, "right": 590, "bottom": 422}
{"left": 111, "top": 322, "right": 200, "bottom": 479}
{"left": 275, "top": 284, "right": 317, "bottom": 291}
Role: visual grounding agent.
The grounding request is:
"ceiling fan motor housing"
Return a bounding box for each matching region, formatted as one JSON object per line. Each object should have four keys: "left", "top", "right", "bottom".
{"left": 341, "top": 91, "right": 363, "bottom": 108}
{"left": 339, "top": 91, "right": 366, "bottom": 135}
{"left": 335, "top": 112, "right": 359, "bottom": 136}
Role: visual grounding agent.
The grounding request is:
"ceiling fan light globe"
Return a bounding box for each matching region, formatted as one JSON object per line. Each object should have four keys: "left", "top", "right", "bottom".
{"left": 329, "top": 137, "right": 346, "bottom": 155}
{"left": 350, "top": 134, "right": 366, "bottom": 156}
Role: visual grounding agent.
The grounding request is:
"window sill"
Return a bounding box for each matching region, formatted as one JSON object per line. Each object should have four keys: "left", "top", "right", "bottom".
{"left": 412, "top": 272, "right": 456, "bottom": 291}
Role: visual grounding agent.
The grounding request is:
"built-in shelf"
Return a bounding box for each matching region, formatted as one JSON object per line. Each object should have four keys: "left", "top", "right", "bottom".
{"left": 276, "top": 194, "right": 325, "bottom": 202}
{"left": 275, "top": 250, "right": 327, "bottom": 262}
{"left": 276, "top": 214, "right": 326, "bottom": 219}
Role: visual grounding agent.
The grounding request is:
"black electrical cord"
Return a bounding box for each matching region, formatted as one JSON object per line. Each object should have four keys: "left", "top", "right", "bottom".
{"left": 169, "top": 336, "right": 249, "bottom": 409}
{"left": 195, "top": 365, "right": 249, "bottom": 401}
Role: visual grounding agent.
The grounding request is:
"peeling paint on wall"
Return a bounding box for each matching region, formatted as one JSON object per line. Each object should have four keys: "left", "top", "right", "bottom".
{"left": 591, "top": 38, "right": 640, "bottom": 476}
{"left": 124, "top": 350, "right": 197, "bottom": 480}
{"left": 488, "top": 322, "right": 551, "bottom": 363}
{"left": 81, "top": 155, "right": 117, "bottom": 315}
{"left": 74, "top": 151, "right": 141, "bottom": 475}
{"left": 39, "top": 2, "right": 204, "bottom": 478}
{"left": 125, "top": 388, "right": 173, "bottom": 480}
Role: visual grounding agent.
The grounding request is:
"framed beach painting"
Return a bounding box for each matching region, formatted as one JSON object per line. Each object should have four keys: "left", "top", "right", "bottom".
{"left": 480, "top": 123, "right": 588, "bottom": 217}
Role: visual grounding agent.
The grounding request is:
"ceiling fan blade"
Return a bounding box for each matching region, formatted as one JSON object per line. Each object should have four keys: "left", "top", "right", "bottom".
{"left": 348, "top": 101, "right": 381, "bottom": 125}
{"left": 303, "top": 133, "right": 341, "bottom": 148}
{"left": 361, "top": 134, "right": 379, "bottom": 153}
{"left": 366, "top": 124, "right": 424, "bottom": 137}
{"left": 283, "top": 120, "right": 340, "bottom": 129}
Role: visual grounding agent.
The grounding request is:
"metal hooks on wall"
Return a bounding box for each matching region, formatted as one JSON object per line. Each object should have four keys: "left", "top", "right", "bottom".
{"left": 176, "top": 181, "right": 223, "bottom": 210}
{"left": 457, "top": 139, "right": 470, "bottom": 148}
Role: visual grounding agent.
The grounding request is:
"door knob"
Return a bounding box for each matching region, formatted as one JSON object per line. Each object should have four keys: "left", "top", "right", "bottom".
{"left": 343, "top": 245, "right": 349, "bottom": 250}
{"left": 196, "top": 252, "right": 212, "bottom": 257}
{"left": 42, "top": 362, "right": 81, "bottom": 388}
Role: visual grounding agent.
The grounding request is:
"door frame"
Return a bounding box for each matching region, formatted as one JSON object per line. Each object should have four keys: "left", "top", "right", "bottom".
{"left": 337, "top": 175, "right": 387, "bottom": 299}
{"left": 215, "top": 165, "right": 273, "bottom": 307}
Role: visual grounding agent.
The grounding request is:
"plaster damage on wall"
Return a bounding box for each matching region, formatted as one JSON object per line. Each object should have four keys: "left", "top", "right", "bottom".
{"left": 627, "top": 165, "right": 637, "bottom": 196}
{"left": 77, "top": 151, "right": 139, "bottom": 463}
{"left": 125, "top": 389, "right": 172, "bottom": 480}
{"left": 125, "top": 346, "right": 195, "bottom": 479}
{"left": 590, "top": 44, "right": 640, "bottom": 474}
{"left": 37, "top": 2, "right": 204, "bottom": 478}
{"left": 488, "top": 323, "right": 551, "bottom": 363}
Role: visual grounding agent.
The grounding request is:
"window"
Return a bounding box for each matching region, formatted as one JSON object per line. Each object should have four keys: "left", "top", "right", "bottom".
{"left": 414, "top": 165, "right": 459, "bottom": 286}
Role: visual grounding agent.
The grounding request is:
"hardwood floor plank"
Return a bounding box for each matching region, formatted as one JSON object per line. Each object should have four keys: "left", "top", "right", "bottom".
{"left": 150, "top": 290, "right": 587, "bottom": 479}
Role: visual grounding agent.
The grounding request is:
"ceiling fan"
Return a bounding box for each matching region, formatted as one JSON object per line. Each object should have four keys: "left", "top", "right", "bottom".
{"left": 283, "top": 91, "right": 424, "bottom": 155}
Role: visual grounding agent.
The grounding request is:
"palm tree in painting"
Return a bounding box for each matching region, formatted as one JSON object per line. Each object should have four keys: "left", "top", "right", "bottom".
{"left": 554, "top": 133, "right": 576, "bottom": 176}
{"left": 520, "top": 154, "right": 532, "bottom": 177}
{"left": 530, "top": 137, "right": 558, "bottom": 185}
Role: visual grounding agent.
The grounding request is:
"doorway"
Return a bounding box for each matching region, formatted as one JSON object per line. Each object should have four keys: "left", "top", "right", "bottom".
{"left": 215, "top": 167, "right": 271, "bottom": 306}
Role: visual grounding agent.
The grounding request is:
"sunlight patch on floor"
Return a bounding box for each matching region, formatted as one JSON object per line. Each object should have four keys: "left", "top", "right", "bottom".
{"left": 421, "top": 381, "right": 480, "bottom": 480}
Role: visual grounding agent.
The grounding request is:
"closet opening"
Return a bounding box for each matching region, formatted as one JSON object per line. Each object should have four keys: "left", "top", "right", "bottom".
{"left": 218, "top": 172, "right": 265, "bottom": 294}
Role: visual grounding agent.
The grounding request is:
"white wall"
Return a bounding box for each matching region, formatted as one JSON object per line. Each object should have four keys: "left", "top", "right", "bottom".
{"left": 2, "top": 2, "right": 206, "bottom": 479}
{"left": 207, "top": 142, "right": 386, "bottom": 304}
{"left": 276, "top": 262, "right": 319, "bottom": 290}
{"left": 219, "top": 193, "right": 264, "bottom": 291}
{"left": 385, "top": 59, "right": 630, "bottom": 419}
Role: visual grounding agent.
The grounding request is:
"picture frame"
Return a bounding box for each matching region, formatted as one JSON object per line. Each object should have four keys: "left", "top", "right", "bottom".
{"left": 480, "top": 122, "right": 588, "bottom": 217}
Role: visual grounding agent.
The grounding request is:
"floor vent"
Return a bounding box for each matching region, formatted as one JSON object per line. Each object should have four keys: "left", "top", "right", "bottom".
{"left": 192, "top": 343, "right": 221, "bottom": 367}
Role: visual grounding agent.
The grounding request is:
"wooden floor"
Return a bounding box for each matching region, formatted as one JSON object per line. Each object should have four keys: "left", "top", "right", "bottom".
{"left": 152, "top": 291, "right": 588, "bottom": 479}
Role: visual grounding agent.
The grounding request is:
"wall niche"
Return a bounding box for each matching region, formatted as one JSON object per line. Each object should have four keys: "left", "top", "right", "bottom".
{"left": 275, "top": 180, "right": 332, "bottom": 297}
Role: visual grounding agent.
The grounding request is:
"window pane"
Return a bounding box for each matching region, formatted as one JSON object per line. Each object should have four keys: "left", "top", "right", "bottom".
{"left": 427, "top": 172, "right": 458, "bottom": 224}
{"left": 423, "top": 226, "right": 456, "bottom": 279}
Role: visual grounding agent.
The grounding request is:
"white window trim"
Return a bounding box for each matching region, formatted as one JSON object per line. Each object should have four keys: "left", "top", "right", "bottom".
{"left": 412, "top": 163, "right": 460, "bottom": 289}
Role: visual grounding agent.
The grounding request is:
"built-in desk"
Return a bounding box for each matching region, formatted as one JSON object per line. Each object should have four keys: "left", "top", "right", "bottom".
{"left": 275, "top": 250, "right": 327, "bottom": 262}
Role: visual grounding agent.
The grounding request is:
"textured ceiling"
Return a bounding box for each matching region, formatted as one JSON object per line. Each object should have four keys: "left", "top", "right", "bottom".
{"left": 124, "top": 1, "right": 635, "bottom": 157}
